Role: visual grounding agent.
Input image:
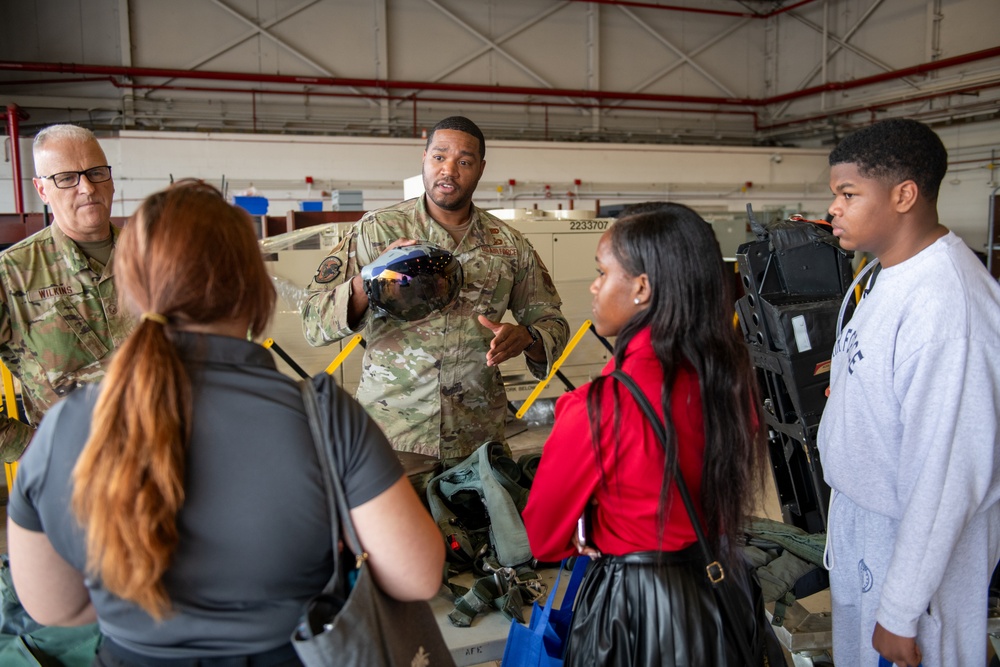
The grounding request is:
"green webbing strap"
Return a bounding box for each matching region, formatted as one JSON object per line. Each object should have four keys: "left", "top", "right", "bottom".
{"left": 445, "top": 561, "right": 544, "bottom": 627}
{"left": 450, "top": 578, "right": 527, "bottom": 627}
{"left": 771, "top": 590, "right": 797, "bottom": 628}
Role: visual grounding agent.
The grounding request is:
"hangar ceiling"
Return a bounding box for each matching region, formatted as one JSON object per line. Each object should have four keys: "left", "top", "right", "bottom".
{"left": 1, "top": 0, "right": 998, "bottom": 146}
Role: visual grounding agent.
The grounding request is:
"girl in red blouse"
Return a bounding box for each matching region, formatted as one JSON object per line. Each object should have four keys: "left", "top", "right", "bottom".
{"left": 522, "top": 203, "right": 768, "bottom": 666}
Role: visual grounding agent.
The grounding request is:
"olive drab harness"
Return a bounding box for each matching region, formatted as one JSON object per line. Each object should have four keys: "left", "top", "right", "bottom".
{"left": 425, "top": 441, "right": 546, "bottom": 627}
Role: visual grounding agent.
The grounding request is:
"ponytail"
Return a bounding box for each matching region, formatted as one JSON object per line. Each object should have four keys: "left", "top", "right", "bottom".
{"left": 71, "top": 318, "right": 191, "bottom": 620}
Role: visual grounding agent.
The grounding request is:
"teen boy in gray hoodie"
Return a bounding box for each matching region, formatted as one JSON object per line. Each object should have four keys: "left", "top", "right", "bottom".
{"left": 818, "top": 119, "right": 1000, "bottom": 667}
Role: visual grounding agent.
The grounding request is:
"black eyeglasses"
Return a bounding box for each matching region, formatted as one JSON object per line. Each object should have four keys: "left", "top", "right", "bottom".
{"left": 38, "top": 166, "right": 113, "bottom": 189}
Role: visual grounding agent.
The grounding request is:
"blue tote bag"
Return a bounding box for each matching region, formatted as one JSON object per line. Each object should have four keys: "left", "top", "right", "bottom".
{"left": 878, "top": 657, "right": 922, "bottom": 667}
{"left": 501, "top": 557, "right": 590, "bottom": 667}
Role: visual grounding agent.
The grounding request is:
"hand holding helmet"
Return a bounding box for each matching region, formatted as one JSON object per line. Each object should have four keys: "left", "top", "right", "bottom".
{"left": 361, "top": 242, "right": 464, "bottom": 321}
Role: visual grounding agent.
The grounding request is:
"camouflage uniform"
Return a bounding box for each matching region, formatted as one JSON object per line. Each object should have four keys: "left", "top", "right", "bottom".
{"left": 0, "top": 223, "right": 133, "bottom": 462}
{"left": 303, "top": 196, "right": 569, "bottom": 461}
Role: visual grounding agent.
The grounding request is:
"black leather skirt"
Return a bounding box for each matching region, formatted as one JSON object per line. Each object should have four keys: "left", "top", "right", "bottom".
{"left": 563, "top": 546, "right": 761, "bottom": 667}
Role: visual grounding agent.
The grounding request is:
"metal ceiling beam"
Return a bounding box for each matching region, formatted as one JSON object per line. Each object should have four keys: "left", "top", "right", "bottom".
{"left": 766, "top": 45, "right": 1000, "bottom": 106}
{"left": 927, "top": 0, "right": 943, "bottom": 63}
{"left": 104, "top": 80, "right": 758, "bottom": 116}
{"left": 787, "top": 4, "right": 920, "bottom": 90}
{"left": 176, "top": 0, "right": 320, "bottom": 79}
{"left": 374, "top": 0, "right": 389, "bottom": 130}
{"left": 564, "top": 0, "right": 824, "bottom": 19}
{"left": 618, "top": 6, "right": 736, "bottom": 97}
{"left": 117, "top": 0, "right": 135, "bottom": 127}
{"left": 421, "top": 0, "right": 597, "bottom": 111}
{"left": 1, "top": 94, "right": 122, "bottom": 109}
{"left": 627, "top": 17, "right": 750, "bottom": 95}
{"left": 420, "top": 3, "right": 569, "bottom": 86}
{"left": 758, "top": 79, "right": 1000, "bottom": 134}
{"left": 622, "top": 9, "right": 750, "bottom": 103}
{"left": 209, "top": 0, "right": 328, "bottom": 78}
{"left": 402, "top": 2, "right": 573, "bottom": 122}
{"left": 13, "top": 78, "right": 994, "bottom": 142}
{"left": 207, "top": 0, "right": 375, "bottom": 106}
{"left": 422, "top": 0, "right": 555, "bottom": 91}
{"left": 772, "top": 0, "right": 887, "bottom": 118}
{"left": 587, "top": 3, "right": 601, "bottom": 129}
{"left": 3, "top": 45, "right": 997, "bottom": 108}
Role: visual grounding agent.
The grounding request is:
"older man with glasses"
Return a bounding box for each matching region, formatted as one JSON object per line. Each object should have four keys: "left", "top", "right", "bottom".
{"left": 0, "top": 124, "right": 132, "bottom": 462}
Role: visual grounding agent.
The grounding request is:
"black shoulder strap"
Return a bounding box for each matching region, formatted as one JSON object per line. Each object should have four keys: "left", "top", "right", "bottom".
{"left": 610, "top": 369, "right": 716, "bottom": 570}
{"left": 610, "top": 368, "right": 758, "bottom": 667}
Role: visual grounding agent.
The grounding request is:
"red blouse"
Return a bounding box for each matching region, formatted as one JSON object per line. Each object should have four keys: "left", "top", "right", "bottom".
{"left": 523, "top": 327, "right": 707, "bottom": 560}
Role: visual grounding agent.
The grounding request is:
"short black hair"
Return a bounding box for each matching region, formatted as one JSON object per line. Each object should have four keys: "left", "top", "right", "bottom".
{"left": 829, "top": 118, "right": 948, "bottom": 202}
{"left": 617, "top": 201, "right": 672, "bottom": 218}
{"left": 426, "top": 116, "right": 486, "bottom": 159}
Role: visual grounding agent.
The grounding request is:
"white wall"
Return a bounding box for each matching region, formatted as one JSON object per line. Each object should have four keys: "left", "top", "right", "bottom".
{"left": 2, "top": 123, "right": 998, "bottom": 251}
{"left": 933, "top": 121, "right": 1000, "bottom": 254}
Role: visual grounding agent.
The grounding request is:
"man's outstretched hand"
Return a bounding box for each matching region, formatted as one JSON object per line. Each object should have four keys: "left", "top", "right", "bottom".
{"left": 478, "top": 315, "right": 533, "bottom": 367}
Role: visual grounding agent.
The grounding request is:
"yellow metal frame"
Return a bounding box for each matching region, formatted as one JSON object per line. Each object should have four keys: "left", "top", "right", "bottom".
{"left": 854, "top": 256, "right": 869, "bottom": 304}
{"left": 325, "top": 334, "right": 363, "bottom": 375}
{"left": 2, "top": 362, "right": 19, "bottom": 488}
{"left": 516, "top": 319, "right": 592, "bottom": 419}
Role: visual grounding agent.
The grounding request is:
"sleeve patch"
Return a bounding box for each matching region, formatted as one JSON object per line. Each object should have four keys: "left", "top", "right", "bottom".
{"left": 314, "top": 256, "right": 343, "bottom": 283}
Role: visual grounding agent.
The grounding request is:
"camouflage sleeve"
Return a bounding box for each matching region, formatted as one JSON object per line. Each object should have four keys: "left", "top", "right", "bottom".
{"left": 0, "top": 284, "right": 33, "bottom": 463}
{"left": 301, "top": 222, "right": 371, "bottom": 346}
{"left": 509, "top": 239, "right": 570, "bottom": 380}
{"left": 0, "top": 419, "right": 33, "bottom": 464}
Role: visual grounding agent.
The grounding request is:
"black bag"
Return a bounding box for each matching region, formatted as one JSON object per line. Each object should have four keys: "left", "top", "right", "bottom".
{"left": 292, "top": 378, "right": 456, "bottom": 667}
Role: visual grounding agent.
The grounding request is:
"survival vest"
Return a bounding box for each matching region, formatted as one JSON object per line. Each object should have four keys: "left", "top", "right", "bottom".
{"left": 426, "top": 441, "right": 544, "bottom": 626}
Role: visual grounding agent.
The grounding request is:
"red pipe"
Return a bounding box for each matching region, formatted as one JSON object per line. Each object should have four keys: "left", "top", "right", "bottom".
{"left": 767, "top": 0, "right": 827, "bottom": 18}
{"left": 564, "top": 0, "right": 823, "bottom": 19}
{"left": 762, "top": 45, "right": 1000, "bottom": 105}
{"left": 0, "top": 75, "right": 113, "bottom": 87}
{"left": 109, "top": 80, "right": 758, "bottom": 117}
{"left": 759, "top": 81, "right": 1000, "bottom": 132}
{"left": 0, "top": 59, "right": 753, "bottom": 105}
{"left": 565, "top": 0, "right": 757, "bottom": 18}
{"left": 5, "top": 103, "right": 27, "bottom": 215}
{"left": 2, "top": 45, "right": 997, "bottom": 108}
